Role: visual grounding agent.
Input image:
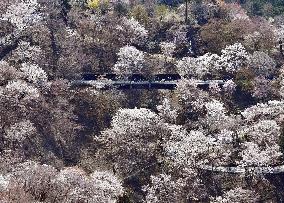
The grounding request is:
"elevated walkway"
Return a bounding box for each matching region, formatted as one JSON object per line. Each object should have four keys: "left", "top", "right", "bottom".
{"left": 71, "top": 79, "right": 225, "bottom": 90}
{"left": 200, "top": 165, "right": 284, "bottom": 174}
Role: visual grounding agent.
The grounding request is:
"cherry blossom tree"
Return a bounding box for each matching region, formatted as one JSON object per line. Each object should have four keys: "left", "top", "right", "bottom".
{"left": 0, "top": 161, "right": 124, "bottom": 203}
{"left": 176, "top": 78, "right": 209, "bottom": 104}
{"left": 5, "top": 120, "right": 36, "bottom": 143}
{"left": 237, "top": 120, "right": 282, "bottom": 166}
{"left": 2, "top": 161, "right": 57, "bottom": 202}
{"left": 176, "top": 43, "right": 249, "bottom": 78}
{"left": 175, "top": 78, "right": 211, "bottom": 122}
{"left": 209, "top": 81, "right": 221, "bottom": 96}
{"left": 251, "top": 77, "right": 276, "bottom": 100}
{"left": 51, "top": 167, "right": 89, "bottom": 202}
{"left": 249, "top": 51, "right": 276, "bottom": 77}
{"left": 211, "top": 187, "right": 260, "bottom": 203}
{"left": 224, "top": 3, "right": 249, "bottom": 21}
{"left": 89, "top": 171, "right": 124, "bottom": 202}
{"left": 176, "top": 57, "right": 200, "bottom": 78}
{"left": 223, "top": 79, "right": 236, "bottom": 96}
{"left": 160, "top": 42, "right": 176, "bottom": 58}
{"left": 0, "top": 61, "right": 20, "bottom": 84}
{"left": 165, "top": 129, "right": 224, "bottom": 170}
{"left": 176, "top": 53, "right": 221, "bottom": 79}
{"left": 0, "top": 175, "right": 9, "bottom": 192}
{"left": 238, "top": 142, "right": 282, "bottom": 167}
{"left": 219, "top": 43, "right": 249, "bottom": 74}
{"left": 69, "top": 0, "right": 86, "bottom": 7}
{"left": 95, "top": 108, "right": 175, "bottom": 176}
{"left": 142, "top": 174, "right": 188, "bottom": 203}
{"left": 113, "top": 46, "right": 145, "bottom": 75}
{"left": 119, "top": 17, "right": 148, "bottom": 45}
{"left": 157, "top": 98, "right": 178, "bottom": 123}
{"left": 243, "top": 120, "right": 280, "bottom": 146}
{"left": 273, "top": 24, "right": 284, "bottom": 42}
{"left": 234, "top": 102, "right": 284, "bottom": 167}
{"left": 52, "top": 168, "right": 124, "bottom": 203}
{"left": 4, "top": 80, "right": 40, "bottom": 101}
{"left": 49, "top": 167, "right": 124, "bottom": 202}
{"left": 203, "top": 99, "right": 236, "bottom": 132}
{"left": 241, "top": 100, "right": 284, "bottom": 122}
{"left": 20, "top": 63, "right": 48, "bottom": 84}
{"left": 11, "top": 41, "right": 42, "bottom": 63}
{"left": 1, "top": 0, "right": 43, "bottom": 32}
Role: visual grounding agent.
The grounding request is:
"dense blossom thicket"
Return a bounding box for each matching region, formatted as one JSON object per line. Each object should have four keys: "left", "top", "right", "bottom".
{"left": 1, "top": 0, "right": 284, "bottom": 202}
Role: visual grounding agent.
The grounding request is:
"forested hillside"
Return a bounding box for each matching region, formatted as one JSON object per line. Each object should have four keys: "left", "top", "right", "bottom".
{"left": 1, "top": 0, "right": 284, "bottom": 202}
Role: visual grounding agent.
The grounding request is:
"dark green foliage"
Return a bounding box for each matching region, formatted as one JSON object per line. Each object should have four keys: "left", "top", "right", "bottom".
{"left": 231, "top": 0, "right": 284, "bottom": 16}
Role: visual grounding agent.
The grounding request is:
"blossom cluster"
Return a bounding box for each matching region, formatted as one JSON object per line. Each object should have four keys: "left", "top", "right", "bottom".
{"left": 211, "top": 187, "right": 259, "bottom": 203}
{"left": 2, "top": 161, "right": 124, "bottom": 202}
{"left": 114, "top": 46, "right": 145, "bottom": 74}
{"left": 219, "top": 43, "right": 249, "bottom": 73}
{"left": 238, "top": 120, "right": 282, "bottom": 166}
{"left": 1, "top": 0, "right": 42, "bottom": 32}
{"left": 204, "top": 99, "right": 230, "bottom": 131}
{"left": 165, "top": 130, "right": 215, "bottom": 169}
{"left": 176, "top": 43, "right": 249, "bottom": 78}
{"left": 241, "top": 100, "right": 284, "bottom": 122}
{"left": 157, "top": 98, "right": 178, "bottom": 123}
{"left": 5, "top": 120, "right": 36, "bottom": 142}
{"left": 5, "top": 80, "right": 40, "bottom": 100}
{"left": 121, "top": 17, "right": 148, "bottom": 44}
{"left": 143, "top": 174, "right": 187, "bottom": 203}
{"left": 96, "top": 108, "right": 164, "bottom": 175}
{"left": 20, "top": 63, "right": 48, "bottom": 83}
{"left": 160, "top": 42, "right": 176, "bottom": 58}
{"left": 176, "top": 53, "right": 221, "bottom": 78}
{"left": 13, "top": 41, "right": 42, "bottom": 62}
{"left": 108, "top": 108, "right": 161, "bottom": 136}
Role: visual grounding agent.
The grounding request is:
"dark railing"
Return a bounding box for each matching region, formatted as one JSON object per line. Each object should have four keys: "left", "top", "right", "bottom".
{"left": 200, "top": 165, "right": 284, "bottom": 174}
{"left": 81, "top": 73, "right": 182, "bottom": 81}
{"left": 71, "top": 73, "right": 225, "bottom": 90}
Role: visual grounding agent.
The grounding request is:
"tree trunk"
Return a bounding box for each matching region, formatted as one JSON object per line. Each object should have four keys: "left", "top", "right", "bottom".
{"left": 185, "top": 0, "right": 188, "bottom": 24}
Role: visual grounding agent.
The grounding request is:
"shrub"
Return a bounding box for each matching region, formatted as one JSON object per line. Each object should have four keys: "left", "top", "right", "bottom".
{"left": 87, "top": 0, "right": 100, "bottom": 9}
{"left": 130, "top": 4, "right": 149, "bottom": 26}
